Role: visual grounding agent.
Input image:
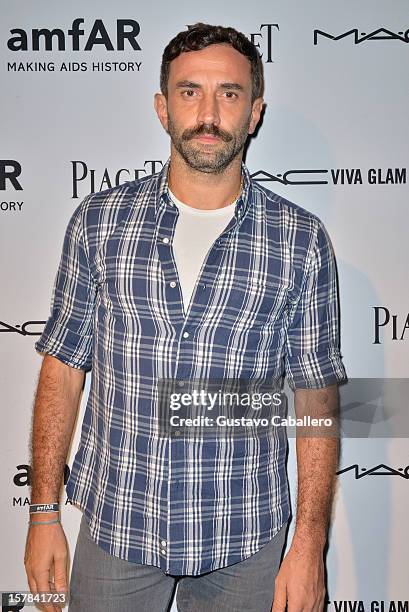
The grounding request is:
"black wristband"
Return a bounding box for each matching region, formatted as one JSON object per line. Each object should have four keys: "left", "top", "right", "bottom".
{"left": 29, "top": 503, "right": 60, "bottom": 514}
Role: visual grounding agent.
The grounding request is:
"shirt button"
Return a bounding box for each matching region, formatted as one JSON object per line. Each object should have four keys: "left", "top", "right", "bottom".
{"left": 162, "top": 237, "right": 170, "bottom": 244}
{"left": 169, "top": 281, "right": 177, "bottom": 288}
{"left": 182, "top": 331, "right": 189, "bottom": 339}
{"left": 161, "top": 540, "right": 167, "bottom": 547}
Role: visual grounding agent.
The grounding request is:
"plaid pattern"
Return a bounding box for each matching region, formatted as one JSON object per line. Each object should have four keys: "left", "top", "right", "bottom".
{"left": 35, "top": 159, "right": 347, "bottom": 575}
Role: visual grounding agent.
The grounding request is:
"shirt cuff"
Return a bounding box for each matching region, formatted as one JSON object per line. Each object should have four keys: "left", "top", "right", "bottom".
{"left": 35, "top": 318, "right": 93, "bottom": 370}
{"left": 285, "top": 347, "right": 347, "bottom": 391}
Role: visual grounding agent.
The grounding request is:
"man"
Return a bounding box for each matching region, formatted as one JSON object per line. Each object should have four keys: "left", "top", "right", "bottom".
{"left": 24, "top": 22, "right": 347, "bottom": 612}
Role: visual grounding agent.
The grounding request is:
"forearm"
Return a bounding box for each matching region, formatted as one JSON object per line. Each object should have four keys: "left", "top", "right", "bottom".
{"left": 30, "top": 354, "right": 85, "bottom": 504}
{"left": 291, "top": 384, "right": 340, "bottom": 552}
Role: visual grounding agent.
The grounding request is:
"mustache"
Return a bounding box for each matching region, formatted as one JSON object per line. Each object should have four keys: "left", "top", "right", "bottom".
{"left": 181, "top": 123, "right": 233, "bottom": 143}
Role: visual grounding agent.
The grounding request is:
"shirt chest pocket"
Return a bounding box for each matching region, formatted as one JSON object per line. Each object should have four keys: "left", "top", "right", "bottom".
{"left": 98, "top": 255, "right": 165, "bottom": 319}
{"left": 211, "top": 275, "right": 291, "bottom": 328}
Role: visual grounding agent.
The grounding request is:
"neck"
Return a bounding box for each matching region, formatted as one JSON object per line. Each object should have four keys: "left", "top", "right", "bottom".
{"left": 167, "top": 146, "right": 243, "bottom": 210}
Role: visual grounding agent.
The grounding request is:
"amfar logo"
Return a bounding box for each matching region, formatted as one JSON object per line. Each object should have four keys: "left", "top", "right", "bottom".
{"left": 1, "top": 161, "right": 23, "bottom": 212}
{"left": 12, "top": 464, "right": 72, "bottom": 513}
{"left": 337, "top": 464, "right": 409, "bottom": 479}
{"left": 0, "top": 160, "right": 22, "bottom": 190}
{"left": 373, "top": 307, "right": 409, "bottom": 344}
{"left": 314, "top": 27, "right": 409, "bottom": 45}
{"left": 7, "top": 18, "right": 141, "bottom": 51}
{"left": 13, "top": 464, "right": 71, "bottom": 487}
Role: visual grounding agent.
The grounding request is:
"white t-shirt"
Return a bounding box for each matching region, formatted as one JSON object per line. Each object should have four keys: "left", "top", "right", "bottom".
{"left": 168, "top": 187, "right": 236, "bottom": 313}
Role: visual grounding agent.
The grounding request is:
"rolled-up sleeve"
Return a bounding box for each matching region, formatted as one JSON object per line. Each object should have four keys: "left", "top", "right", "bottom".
{"left": 35, "top": 198, "right": 97, "bottom": 370}
{"left": 284, "top": 219, "right": 347, "bottom": 390}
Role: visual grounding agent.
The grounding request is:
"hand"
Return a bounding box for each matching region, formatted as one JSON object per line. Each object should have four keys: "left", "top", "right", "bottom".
{"left": 271, "top": 542, "right": 326, "bottom": 612}
{"left": 24, "top": 521, "right": 69, "bottom": 612}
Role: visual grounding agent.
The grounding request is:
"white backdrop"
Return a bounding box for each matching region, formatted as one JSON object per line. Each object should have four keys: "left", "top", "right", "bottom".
{"left": 1, "top": 1, "right": 408, "bottom": 609}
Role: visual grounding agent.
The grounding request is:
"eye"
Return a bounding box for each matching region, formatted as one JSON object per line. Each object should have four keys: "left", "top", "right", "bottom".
{"left": 182, "top": 89, "right": 197, "bottom": 97}
{"left": 223, "top": 91, "right": 238, "bottom": 99}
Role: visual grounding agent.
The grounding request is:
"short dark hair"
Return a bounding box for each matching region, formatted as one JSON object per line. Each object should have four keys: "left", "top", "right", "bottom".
{"left": 160, "top": 23, "right": 264, "bottom": 102}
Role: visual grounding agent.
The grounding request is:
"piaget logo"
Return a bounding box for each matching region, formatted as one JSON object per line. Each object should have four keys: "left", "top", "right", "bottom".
{"left": 248, "top": 23, "right": 279, "bottom": 63}
{"left": 71, "top": 160, "right": 165, "bottom": 198}
{"left": 373, "top": 307, "right": 409, "bottom": 344}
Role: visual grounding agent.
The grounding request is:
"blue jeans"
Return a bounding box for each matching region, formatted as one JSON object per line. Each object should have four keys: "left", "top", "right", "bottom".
{"left": 69, "top": 513, "right": 288, "bottom": 612}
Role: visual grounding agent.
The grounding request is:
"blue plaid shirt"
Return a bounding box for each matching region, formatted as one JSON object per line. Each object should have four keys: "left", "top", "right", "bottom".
{"left": 35, "top": 159, "right": 347, "bottom": 575}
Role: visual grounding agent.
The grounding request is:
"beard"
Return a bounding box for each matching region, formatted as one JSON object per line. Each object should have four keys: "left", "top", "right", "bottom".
{"left": 167, "top": 113, "right": 251, "bottom": 174}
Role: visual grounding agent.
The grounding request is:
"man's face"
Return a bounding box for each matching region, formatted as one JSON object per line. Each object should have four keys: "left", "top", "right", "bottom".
{"left": 155, "top": 43, "right": 263, "bottom": 173}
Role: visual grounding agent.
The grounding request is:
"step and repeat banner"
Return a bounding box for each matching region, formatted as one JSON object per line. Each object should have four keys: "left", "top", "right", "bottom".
{"left": 1, "top": 1, "right": 408, "bottom": 610}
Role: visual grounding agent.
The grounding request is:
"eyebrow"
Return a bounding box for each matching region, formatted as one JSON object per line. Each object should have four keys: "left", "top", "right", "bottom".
{"left": 175, "top": 80, "right": 245, "bottom": 91}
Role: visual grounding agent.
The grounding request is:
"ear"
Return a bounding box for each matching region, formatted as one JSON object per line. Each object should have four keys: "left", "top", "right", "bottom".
{"left": 154, "top": 93, "right": 169, "bottom": 131}
{"left": 248, "top": 97, "right": 264, "bottom": 135}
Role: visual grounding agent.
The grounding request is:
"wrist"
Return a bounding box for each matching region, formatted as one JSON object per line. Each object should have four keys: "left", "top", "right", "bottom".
{"left": 292, "top": 527, "right": 327, "bottom": 553}
{"left": 29, "top": 516, "right": 61, "bottom": 526}
{"left": 30, "top": 494, "right": 60, "bottom": 502}
{"left": 29, "top": 502, "right": 60, "bottom": 524}
{"left": 29, "top": 502, "right": 60, "bottom": 512}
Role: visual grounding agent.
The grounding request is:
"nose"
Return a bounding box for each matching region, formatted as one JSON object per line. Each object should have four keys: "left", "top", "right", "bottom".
{"left": 196, "top": 93, "right": 220, "bottom": 127}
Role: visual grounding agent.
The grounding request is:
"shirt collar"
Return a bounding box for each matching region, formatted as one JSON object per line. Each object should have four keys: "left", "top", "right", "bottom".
{"left": 155, "top": 157, "right": 253, "bottom": 223}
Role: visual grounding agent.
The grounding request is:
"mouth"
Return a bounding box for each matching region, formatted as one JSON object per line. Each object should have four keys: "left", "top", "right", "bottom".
{"left": 193, "top": 134, "right": 221, "bottom": 143}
